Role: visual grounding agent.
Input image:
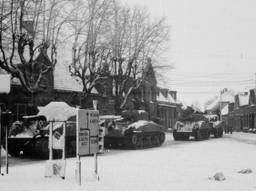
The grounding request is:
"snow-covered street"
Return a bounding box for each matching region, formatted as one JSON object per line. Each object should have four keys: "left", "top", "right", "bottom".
{"left": 1, "top": 132, "right": 256, "bottom": 191}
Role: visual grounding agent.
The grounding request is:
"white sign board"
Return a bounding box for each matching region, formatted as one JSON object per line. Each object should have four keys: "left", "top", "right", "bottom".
{"left": 77, "top": 109, "right": 99, "bottom": 155}
{"left": 0, "top": 74, "right": 11, "bottom": 93}
{"left": 53, "top": 131, "right": 64, "bottom": 150}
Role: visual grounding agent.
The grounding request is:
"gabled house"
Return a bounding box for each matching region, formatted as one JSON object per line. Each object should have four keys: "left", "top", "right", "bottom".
{"left": 157, "top": 88, "right": 180, "bottom": 130}
{"left": 234, "top": 92, "right": 249, "bottom": 110}
{"left": 248, "top": 89, "right": 256, "bottom": 131}
{"left": 227, "top": 91, "right": 254, "bottom": 132}
{"left": 205, "top": 88, "right": 234, "bottom": 116}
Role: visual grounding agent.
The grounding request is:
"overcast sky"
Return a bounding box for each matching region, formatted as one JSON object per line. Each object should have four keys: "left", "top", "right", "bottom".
{"left": 122, "top": 0, "right": 256, "bottom": 109}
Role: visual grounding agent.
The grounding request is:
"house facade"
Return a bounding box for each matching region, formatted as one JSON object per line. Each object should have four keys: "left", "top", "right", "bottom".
{"left": 157, "top": 88, "right": 180, "bottom": 129}
{"left": 227, "top": 90, "right": 256, "bottom": 132}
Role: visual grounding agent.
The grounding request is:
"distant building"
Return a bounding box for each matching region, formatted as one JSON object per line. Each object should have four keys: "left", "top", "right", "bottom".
{"left": 227, "top": 90, "right": 256, "bottom": 132}
{"left": 205, "top": 88, "right": 235, "bottom": 118}
{"left": 157, "top": 88, "right": 180, "bottom": 129}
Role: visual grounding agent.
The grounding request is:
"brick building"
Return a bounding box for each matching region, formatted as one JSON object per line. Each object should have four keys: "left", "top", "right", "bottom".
{"left": 0, "top": 55, "right": 179, "bottom": 129}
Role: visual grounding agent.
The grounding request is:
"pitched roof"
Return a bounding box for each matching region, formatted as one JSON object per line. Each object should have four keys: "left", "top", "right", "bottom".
{"left": 205, "top": 98, "right": 219, "bottom": 111}
{"left": 221, "top": 104, "right": 229, "bottom": 115}
{"left": 157, "top": 89, "right": 177, "bottom": 107}
{"left": 205, "top": 89, "right": 235, "bottom": 111}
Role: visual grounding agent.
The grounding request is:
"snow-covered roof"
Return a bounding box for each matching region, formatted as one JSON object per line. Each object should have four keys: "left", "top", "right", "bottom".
{"left": 157, "top": 92, "right": 166, "bottom": 102}
{"left": 221, "top": 104, "right": 229, "bottom": 115}
{"left": 205, "top": 99, "right": 219, "bottom": 111}
{"left": 205, "top": 89, "right": 235, "bottom": 111}
{"left": 157, "top": 91, "right": 176, "bottom": 104}
{"left": 220, "top": 89, "right": 235, "bottom": 102}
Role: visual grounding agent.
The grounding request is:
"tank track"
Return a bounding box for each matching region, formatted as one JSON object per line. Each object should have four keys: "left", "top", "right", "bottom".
{"left": 126, "top": 131, "right": 165, "bottom": 149}
{"left": 194, "top": 129, "right": 210, "bottom": 140}
{"left": 173, "top": 131, "right": 190, "bottom": 140}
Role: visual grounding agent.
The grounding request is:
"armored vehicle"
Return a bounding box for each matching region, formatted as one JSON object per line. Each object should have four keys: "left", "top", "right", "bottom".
{"left": 100, "top": 110, "right": 166, "bottom": 149}
{"left": 6, "top": 102, "right": 77, "bottom": 158}
{"left": 173, "top": 114, "right": 211, "bottom": 141}
{"left": 204, "top": 114, "right": 224, "bottom": 138}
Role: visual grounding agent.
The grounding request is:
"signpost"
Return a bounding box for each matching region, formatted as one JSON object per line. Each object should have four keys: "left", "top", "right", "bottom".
{"left": 76, "top": 109, "right": 100, "bottom": 185}
{"left": 45, "top": 121, "right": 66, "bottom": 179}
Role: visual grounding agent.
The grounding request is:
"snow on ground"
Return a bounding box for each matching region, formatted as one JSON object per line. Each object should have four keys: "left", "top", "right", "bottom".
{"left": 1, "top": 132, "right": 256, "bottom": 191}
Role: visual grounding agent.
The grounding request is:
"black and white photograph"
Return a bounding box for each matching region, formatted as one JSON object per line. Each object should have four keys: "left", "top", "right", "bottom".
{"left": 1, "top": 0, "right": 256, "bottom": 190}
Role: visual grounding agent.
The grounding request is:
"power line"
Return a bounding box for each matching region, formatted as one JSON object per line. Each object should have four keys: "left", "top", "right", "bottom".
{"left": 166, "top": 80, "right": 254, "bottom": 86}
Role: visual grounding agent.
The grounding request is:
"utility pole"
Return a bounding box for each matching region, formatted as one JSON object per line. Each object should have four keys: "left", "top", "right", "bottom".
{"left": 219, "top": 90, "right": 222, "bottom": 121}
{"left": 255, "top": 72, "right": 256, "bottom": 88}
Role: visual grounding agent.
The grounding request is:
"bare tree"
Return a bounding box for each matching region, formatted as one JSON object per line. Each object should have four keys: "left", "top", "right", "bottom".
{"left": 69, "top": 0, "right": 113, "bottom": 95}
{"left": 109, "top": 3, "right": 170, "bottom": 109}
{"left": 68, "top": 0, "right": 170, "bottom": 110}
{"left": 0, "top": 0, "right": 71, "bottom": 93}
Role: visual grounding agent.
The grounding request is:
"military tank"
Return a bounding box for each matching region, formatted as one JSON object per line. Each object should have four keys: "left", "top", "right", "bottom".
{"left": 173, "top": 114, "right": 211, "bottom": 141}
{"left": 204, "top": 114, "right": 224, "bottom": 138}
{"left": 5, "top": 102, "right": 77, "bottom": 158}
{"left": 7, "top": 115, "right": 48, "bottom": 158}
{"left": 100, "top": 110, "right": 166, "bottom": 149}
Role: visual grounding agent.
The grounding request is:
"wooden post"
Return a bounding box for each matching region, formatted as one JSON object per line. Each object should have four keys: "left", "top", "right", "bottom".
{"left": 60, "top": 122, "right": 67, "bottom": 180}
{"left": 76, "top": 109, "right": 81, "bottom": 185}
{"left": 94, "top": 153, "right": 99, "bottom": 180}
{"left": 76, "top": 156, "right": 81, "bottom": 185}
{"left": 5, "top": 120, "right": 8, "bottom": 174}
{"left": 247, "top": 114, "right": 249, "bottom": 129}
{"left": 93, "top": 105, "right": 99, "bottom": 180}
{"left": 49, "top": 122, "right": 53, "bottom": 160}
{"left": 62, "top": 122, "right": 66, "bottom": 160}
{"left": 94, "top": 153, "right": 97, "bottom": 174}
